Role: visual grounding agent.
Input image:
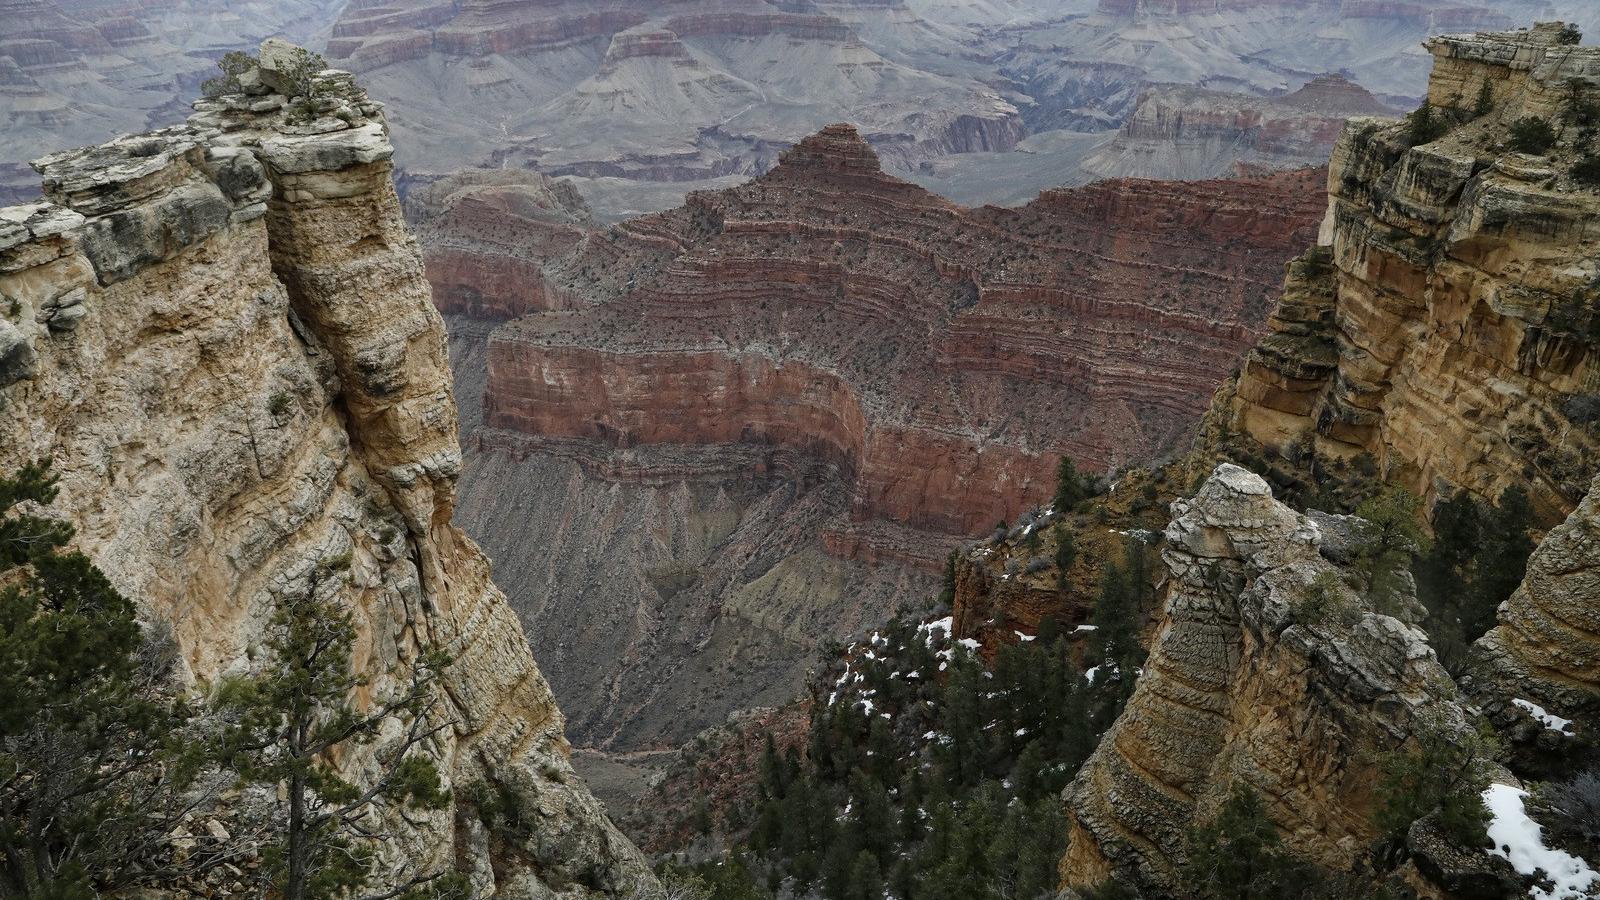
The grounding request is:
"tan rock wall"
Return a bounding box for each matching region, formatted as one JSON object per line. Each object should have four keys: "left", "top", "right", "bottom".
{"left": 0, "top": 62, "right": 653, "bottom": 897}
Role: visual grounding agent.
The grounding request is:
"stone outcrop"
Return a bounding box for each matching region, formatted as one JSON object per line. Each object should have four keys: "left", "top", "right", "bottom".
{"left": 0, "top": 50, "right": 653, "bottom": 897}
{"left": 1473, "top": 471, "right": 1600, "bottom": 754}
{"left": 1058, "top": 465, "right": 1481, "bottom": 895}
{"left": 0, "top": 0, "right": 345, "bottom": 204}
{"left": 476, "top": 124, "right": 1325, "bottom": 537}
{"left": 1081, "top": 75, "right": 1398, "bottom": 181}
{"left": 1229, "top": 23, "right": 1600, "bottom": 522}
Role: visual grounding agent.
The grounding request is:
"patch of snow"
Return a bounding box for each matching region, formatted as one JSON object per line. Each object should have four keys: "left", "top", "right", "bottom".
{"left": 1513, "top": 699, "right": 1577, "bottom": 737}
{"left": 958, "top": 638, "right": 981, "bottom": 651}
{"left": 906, "top": 670, "right": 920, "bottom": 679}
{"left": 1014, "top": 728, "right": 1028, "bottom": 737}
{"left": 1074, "top": 624, "right": 1099, "bottom": 632}
{"left": 1015, "top": 631, "right": 1036, "bottom": 642}
{"left": 1483, "top": 783, "right": 1600, "bottom": 899}
{"left": 859, "top": 698, "right": 874, "bottom": 715}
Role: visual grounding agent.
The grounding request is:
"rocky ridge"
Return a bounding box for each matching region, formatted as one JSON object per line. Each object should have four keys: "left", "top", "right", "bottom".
{"left": 1228, "top": 22, "right": 1600, "bottom": 522}
{"left": 322, "top": 0, "right": 1024, "bottom": 190}
{"left": 0, "top": 46, "right": 653, "bottom": 896}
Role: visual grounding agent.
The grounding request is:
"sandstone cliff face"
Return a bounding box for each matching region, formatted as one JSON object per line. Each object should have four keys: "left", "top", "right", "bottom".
{"left": 406, "top": 168, "right": 594, "bottom": 321}
{"left": 1230, "top": 23, "right": 1600, "bottom": 522}
{"left": 0, "top": 55, "right": 653, "bottom": 896}
{"left": 479, "top": 125, "right": 1325, "bottom": 537}
{"left": 1058, "top": 465, "right": 1475, "bottom": 895}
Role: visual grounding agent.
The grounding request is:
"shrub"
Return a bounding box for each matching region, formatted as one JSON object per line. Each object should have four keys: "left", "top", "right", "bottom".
{"left": 1185, "top": 784, "right": 1317, "bottom": 899}
{"left": 201, "top": 50, "right": 256, "bottom": 98}
{"left": 1573, "top": 154, "right": 1600, "bottom": 187}
{"left": 1406, "top": 102, "right": 1449, "bottom": 146}
{"left": 1289, "top": 570, "right": 1349, "bottom": 628}
{"left": 1508, "top": 116, "right": 1557, "bottom": 155}
{"left": 1373, "top": 717, "right": 1495, "bottom": 848}
{"left": 1474, "top": 80, "right": 1495, "bottom": 117}
{"left": 1537, "top": 767, "right": 1600, "bottom": 850}
{"left": 1556, "top": 23, "right": 1582, "bottom": 45}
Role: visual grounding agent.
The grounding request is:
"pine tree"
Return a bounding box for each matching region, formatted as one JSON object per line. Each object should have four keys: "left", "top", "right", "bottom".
{"left": 1185, "top": 784, "right": 1314, "bottom": 900}
{"left": 1055, "top": 524, "right": 1078, "bottom": 592}
{"left": 1406, "top": 102, "right": 1448, "bottom": 145}
{"left": 0, "top": 461, "right": 223, "bottom": 897}
{"left": 1474, "top": 79, "right": 1495, "bottom": 117}
{"left": 1055, "top": 456, "right": 1093, "bottom": 511}
{"left": 215, "top": 556, "right": 461, "bottom": 900}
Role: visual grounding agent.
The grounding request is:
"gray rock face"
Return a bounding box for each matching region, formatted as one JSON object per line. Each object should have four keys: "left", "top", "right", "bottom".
{"left": 0, "top": 317, "right": 34, "bottom": 385}
{"left": 0, "top": 42, "right": 656, "bottom": 899}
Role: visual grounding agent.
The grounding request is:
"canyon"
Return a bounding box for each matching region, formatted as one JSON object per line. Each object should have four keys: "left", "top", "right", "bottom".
{"left": 427, "top": 120, "right": 1327, "bottom": 756}
{"left": 0, "top": 50, "right": 652, "bottom": 896}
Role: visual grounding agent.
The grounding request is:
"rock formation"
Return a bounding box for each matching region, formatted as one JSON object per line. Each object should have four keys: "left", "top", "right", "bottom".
{"left": 1228, "top": 23, "right": 1600, "bottom": 522}
{"left": 480, "top": 124, "right": 1325, "bottom": 536}
{"left": 427, "top": 123, "right": 1323, "bottom": 753}
{"left": 0, "top": 49, "right": 653, "bottom": 896}
{"left": 405, "top": 167, "right": 595, "bottom": 321}
{"left": 1474, "top": 470, "right": 1600, "bottom": 755}
{"left": 1081, "top": 75, "right": 1398, "bottom": 182}
{"left": 1058, "top": 465, "right": 1482, "bottom": 895}
{"left": 0, "top": 0, "right": 345, "bottom": 204}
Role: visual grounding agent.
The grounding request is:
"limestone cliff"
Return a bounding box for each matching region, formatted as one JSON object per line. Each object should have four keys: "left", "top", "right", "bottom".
{"left": 1228, "top": 23, "right": 1600, "bottom": 523}
{"left": 0, "top": 49, "right": 654, "bottom": 897}
{"left": 1058, "top": 465, "right": 1481, "bottom": 895}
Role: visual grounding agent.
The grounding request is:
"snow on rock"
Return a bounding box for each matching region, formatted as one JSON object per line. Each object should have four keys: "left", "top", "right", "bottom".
{"left": 1512, "top": 699, "right": 1577, "bottom": 737}
{"left": 1482, "top": 783, "right": 1600, "bottom": 899}
{"left": 958, "top": 637, "right": 981, "bottom": 651}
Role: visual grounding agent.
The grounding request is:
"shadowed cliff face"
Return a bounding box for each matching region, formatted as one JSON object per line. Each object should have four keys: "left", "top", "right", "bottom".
{"left": 0, "top": 54, "right": 654, "bottom": 897}
{"left": 1228, "top": 23, "right": 1600, "bottom": 524}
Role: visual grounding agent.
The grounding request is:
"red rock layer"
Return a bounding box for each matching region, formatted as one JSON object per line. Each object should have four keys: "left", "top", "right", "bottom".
{"left": 477, "top": 125, "right": 1325, "bottom": 537}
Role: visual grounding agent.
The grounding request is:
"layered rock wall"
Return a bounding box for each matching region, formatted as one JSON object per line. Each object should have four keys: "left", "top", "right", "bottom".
{"left": 1230, "top": 23, "right": 1600, "bottom": 521}
{"left": 0, "top": 56, "right": 652, "bottom": 896}
{"left": 477, "top": 125, "right": 1325, "bottom": 537}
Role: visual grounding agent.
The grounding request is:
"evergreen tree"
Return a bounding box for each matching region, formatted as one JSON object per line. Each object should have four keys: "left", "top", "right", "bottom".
{"left": 1373, "top": 717, "right": 1494, "bottom": 848}
{"left": 215, "top": 556, "right": 462, "bottom": 900}
{"left": 1474, "top": 79, "right": 1495, "bottom": 117}
{"left": 1055, "top": 524, "right": 1078, "bottom": 592}
{"left": 1353, "top": 487, "right": 1428, "bottom": 616}
{"left": 1406, "top": 102, "right": 1448, "bottom": 145}
{"left": 0, "top": 461, "right": 223, "bottom": 897}
{"left": 1185, "top": 785, "right": 1314, "bottom": 900}
{"left": 1055, "top": 457, "right": 1094, "bottom": 511}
